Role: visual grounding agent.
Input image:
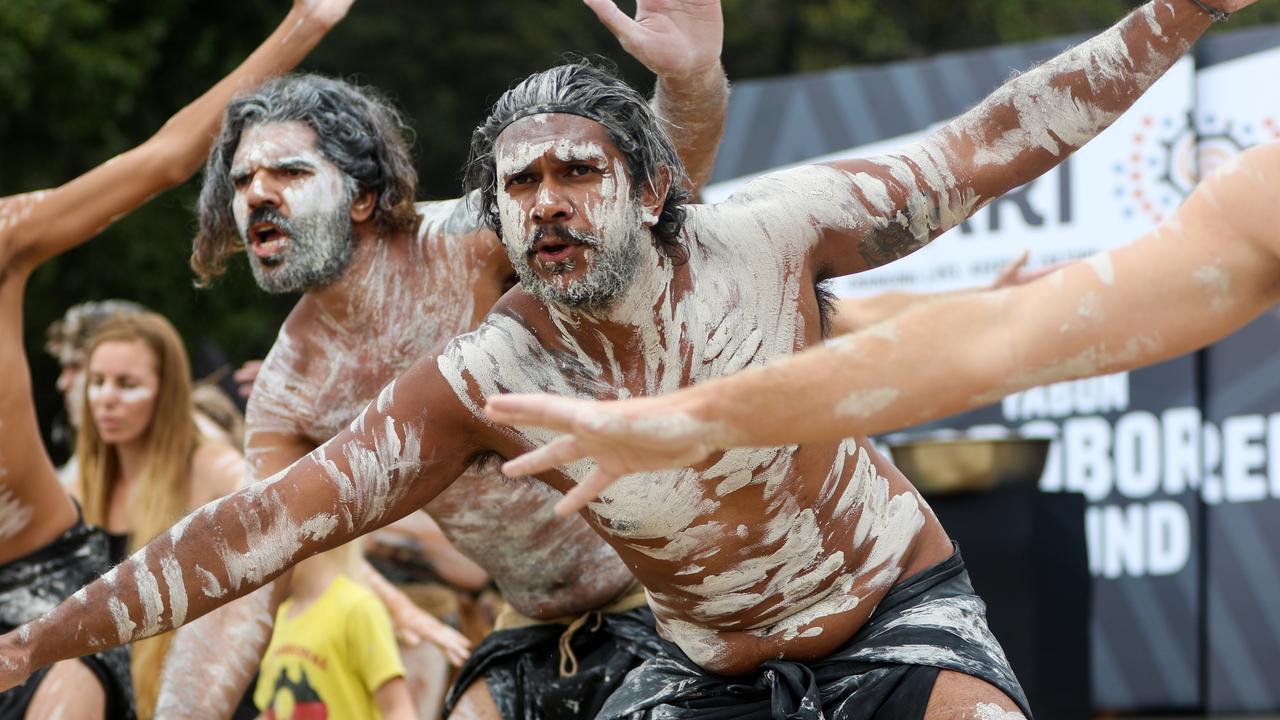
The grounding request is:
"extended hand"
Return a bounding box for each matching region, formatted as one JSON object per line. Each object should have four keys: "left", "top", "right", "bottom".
{"left": 585, "top": 0, "right": 723, "bottom": 79}
{"left": 292, "top": 0, "right": 356, "bottom": 28}
{"left": 391, "top": 604, "right": 472, "bottom": 667}
{"left": 485, "top": 393, "right": 725, "bottom": 516}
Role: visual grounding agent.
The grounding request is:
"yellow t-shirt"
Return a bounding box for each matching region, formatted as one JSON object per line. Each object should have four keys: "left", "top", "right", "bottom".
{"left": 254, "top": 575, "right": 405, "bottom": 720}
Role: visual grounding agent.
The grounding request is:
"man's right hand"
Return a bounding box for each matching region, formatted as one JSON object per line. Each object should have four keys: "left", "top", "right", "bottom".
{"left": 585, "top": 0, "right": 723, "bottom": 81}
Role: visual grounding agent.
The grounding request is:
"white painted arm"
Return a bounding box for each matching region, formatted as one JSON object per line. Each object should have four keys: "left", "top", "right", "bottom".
{"left": 0, "top": 358, "right": 480, "bottom": 691}
{"left": 811, "top": 0, "right": 1215, "bottom": 278}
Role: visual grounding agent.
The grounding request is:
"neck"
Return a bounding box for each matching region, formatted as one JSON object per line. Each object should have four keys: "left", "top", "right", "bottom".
{"left": 289, "top": 549, "right": 346, "bottom": 602}
{"left": 114, "top": 439, "right": 149, "bottom": 484}
{"left": 308, "top": 222, "right": 415, "bottom": 330}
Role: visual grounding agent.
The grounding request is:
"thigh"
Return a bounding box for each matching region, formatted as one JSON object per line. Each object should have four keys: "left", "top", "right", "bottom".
{"left": 923, "top": 669, "right": 1025, "bottom": 720}
{"left": 24, "top": 659, "right": 105, "bottom": 720}
{"left": 449, "top": 676, "right": 503, "bottom": 720}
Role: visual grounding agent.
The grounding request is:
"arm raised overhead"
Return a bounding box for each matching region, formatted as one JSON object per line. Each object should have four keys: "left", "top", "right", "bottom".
{"left": 588, "top": 0, "right": 729, "bottom": 193}
{"left": 0, "top": 0, "right": 354, "bottom": 274}
{"left": 794, "top": 0, "right": 1245, "bottom": 278}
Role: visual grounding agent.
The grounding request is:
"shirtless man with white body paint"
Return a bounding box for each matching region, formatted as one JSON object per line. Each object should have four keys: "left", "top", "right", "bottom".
{"left": 0, "top": 2, "right": 1249, "bottom": 718}
{"left": 154, "top": 3, "right": 730, "bottom": 717}
{"left": 0, "top": 3, "right": 352, "bottom": 718}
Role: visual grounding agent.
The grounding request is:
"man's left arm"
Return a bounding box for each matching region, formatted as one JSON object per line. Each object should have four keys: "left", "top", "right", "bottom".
{"left": 587, "top": 0, "right": 728, "bottom": 193}
{"left": 814, "top": 0, "right": 1250, "bottom": 277}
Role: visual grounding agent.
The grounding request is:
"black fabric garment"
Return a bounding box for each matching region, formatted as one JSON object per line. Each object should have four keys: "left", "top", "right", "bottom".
{"left": 0, "top": 517, "right": 136, "bottom": 720}
{"left": 444, "top": 606, "right": 666, "bottom": 720}
{"left": 104, "top": 530, "right": 130, "bottom": 566}
{"left": 598, "top": 547, "right": 1032, "bottom": 720}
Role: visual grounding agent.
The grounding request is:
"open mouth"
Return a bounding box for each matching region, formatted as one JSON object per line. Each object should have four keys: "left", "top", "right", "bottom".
{"left": 531, "top": 234, "right": 584, "bottom": 265}
{"left": 249, "top": 221, "right": 290, "bottom": 261}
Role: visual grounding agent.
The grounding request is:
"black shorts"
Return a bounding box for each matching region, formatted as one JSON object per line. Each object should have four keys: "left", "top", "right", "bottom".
{"left": 0, "top": 518, "right": 135, "bottom": 720}
{"left": 444, "top": 606, "right": 664, "bottom": 719}
{"left": 597, "top": 547, "right": 1033, "bottom": 720}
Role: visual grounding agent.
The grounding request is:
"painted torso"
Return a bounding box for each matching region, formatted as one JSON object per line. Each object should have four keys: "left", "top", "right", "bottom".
{"left": 442, "top": 167, "right": 955, "bottom": 674}
{"left": 247, "top": 198, "right": 635, "bottom": 618}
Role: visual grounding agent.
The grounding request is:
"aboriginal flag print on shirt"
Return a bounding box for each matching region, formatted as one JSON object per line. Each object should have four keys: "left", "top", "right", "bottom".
{"left": 255, "top": 575, "right": 405, "bottom": 720}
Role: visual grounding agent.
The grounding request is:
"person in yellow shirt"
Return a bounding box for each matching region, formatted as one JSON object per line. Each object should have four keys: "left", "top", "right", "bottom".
{"left": 255, "top": 542, "right": 413, "bottom": 720}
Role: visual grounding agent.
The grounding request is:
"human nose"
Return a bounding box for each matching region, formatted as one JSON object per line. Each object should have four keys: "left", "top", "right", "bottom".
{"left": 530, "top": 182, "right": 573, "bottom": 225}
{"left": 244, "top": 172, "right": 283, "bottom": 211}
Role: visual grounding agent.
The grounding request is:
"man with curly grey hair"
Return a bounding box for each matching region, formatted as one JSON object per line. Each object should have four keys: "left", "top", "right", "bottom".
{"left": 156, "top": 2, "right": 730, "bottom": 718}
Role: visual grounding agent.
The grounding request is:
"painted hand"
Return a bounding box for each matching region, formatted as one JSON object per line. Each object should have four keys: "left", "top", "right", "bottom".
{"left": 0, "top": 633, "right": 33, "bottom": 694}
{"left": 292, "top": 0, "right": 356, "bottom": 28}
{"left": 391, "top": 604, "right": 472, "bottom": 667}
{"left": 584, "top": 0, "right": 723, "bottom": 79}
{"left": 485, "top": 393, "right": 724, "bottom": 516}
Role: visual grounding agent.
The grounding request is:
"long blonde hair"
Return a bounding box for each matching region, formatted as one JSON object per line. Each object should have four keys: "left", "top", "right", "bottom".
{"left": 75, "top": 311, "right": 198, "bottom": 718}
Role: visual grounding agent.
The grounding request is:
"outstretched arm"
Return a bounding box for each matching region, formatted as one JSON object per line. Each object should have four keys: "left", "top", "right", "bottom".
{"left": 809, "top": 0, "right": 1249, "bottom": 278}
{"left": 0, "top": 358, "right": 481, "bottom": 691}
{"left": 587, "top": 0, "right": 728, "bottom": 193}
{"left": 0, "top": 0, "right": 354, "bottom": 274}
{"left": 827, "top": 251, "right": 1055, "bottom": 335}
{"left": 486, "top": 142, "right": 1280, "bottom": 514}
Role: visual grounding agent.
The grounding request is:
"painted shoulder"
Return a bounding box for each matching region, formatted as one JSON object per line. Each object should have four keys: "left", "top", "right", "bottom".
{"left": 415, "top": 192, "right": 489, "bottom": 241}
{"left": 244, "top": 322, "right": 315, "bottom": 434}
{"left": 697, "top": 164, "right": 875, "bottom": 258}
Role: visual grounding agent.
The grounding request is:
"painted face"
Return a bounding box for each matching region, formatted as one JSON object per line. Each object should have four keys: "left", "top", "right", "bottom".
{"left": 494, "top": 114, "right": 652, "bottom": 310}
{"left": 230, "top": 121, "right": 357, "bottom": 294}
{"left": 87, "top": 340, "right": 160, "bottom": 446}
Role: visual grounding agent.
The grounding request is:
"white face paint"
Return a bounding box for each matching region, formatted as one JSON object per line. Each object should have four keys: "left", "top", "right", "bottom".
{"left": 231, "top": 122, "right": 357, "bottom": 294}
{"left": 494, "top": 114, "right": 652, "bottom": 310}
{"left": 86, "top": 340, "right": 160, "bottom": 446}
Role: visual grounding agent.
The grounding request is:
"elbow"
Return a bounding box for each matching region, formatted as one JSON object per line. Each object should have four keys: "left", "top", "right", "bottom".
{"left": 139, "top": 138, "right": 207, "bottom": 190}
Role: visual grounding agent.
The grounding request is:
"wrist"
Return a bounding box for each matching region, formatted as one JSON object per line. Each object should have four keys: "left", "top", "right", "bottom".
{"left": 658, "top": 61, "right": 727, "bottom": 93}
{"left": 1182, "top": 0, "right": 1230, "bottom": 21}
{"left": 678, "top": 382, "right": 742, "bottom": 451}
{"left": 284, "top": 8, "right": 336, "bottom": 37}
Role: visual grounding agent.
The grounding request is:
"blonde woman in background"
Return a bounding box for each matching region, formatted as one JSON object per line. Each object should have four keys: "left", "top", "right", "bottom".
{"left": 74, "top": 312, "right": 247, "bottom": 718}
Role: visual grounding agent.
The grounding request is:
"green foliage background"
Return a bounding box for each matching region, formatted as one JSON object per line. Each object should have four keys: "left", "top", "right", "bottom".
{"left": 4, "top": 0, "right": 1275, "bottom": 457}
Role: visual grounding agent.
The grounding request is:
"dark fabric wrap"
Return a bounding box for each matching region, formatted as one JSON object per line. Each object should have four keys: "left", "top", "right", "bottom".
{"left": 0, "top": 518, "right": 136, "bottom": 720}
{"left": 444, "top": 606, "right": 665, "bottom": 720}
{"left": 598, "top": 548, "right": 1032, "bottom": 720}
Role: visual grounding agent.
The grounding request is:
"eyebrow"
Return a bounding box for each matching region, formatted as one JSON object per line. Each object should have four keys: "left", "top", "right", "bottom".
{"left": 230, "top": 156, "right": 318, "bottom": 178}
